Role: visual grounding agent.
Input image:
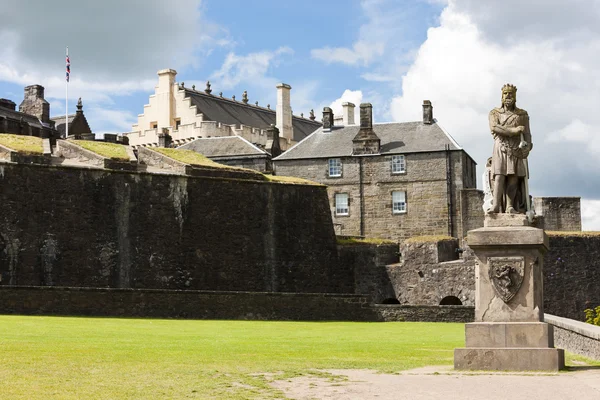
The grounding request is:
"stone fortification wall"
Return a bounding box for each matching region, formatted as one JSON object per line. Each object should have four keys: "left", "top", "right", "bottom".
{"left": 544, "top": 233, "right": 600, "bottom": 320}
{"left": 534, "top": 197, "right": 582, "bottom": 231}
{"left": 386, "top": 233, "right": 600, "bottom": 321}
{"left": 0, "top": 286, "right": 474, "bottom": 322}
{"left": 389, "top": 237, "right": 476, "bottom": 306}
{"left": 337, "top": 241, "right": 399, "bottom": 302}
{"left": 0, "top": 162, "right": 351, "bottom": 294}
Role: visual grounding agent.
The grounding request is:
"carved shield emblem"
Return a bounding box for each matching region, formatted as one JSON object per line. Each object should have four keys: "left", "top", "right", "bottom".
{"left": 488, "top": 256, "right": 524, "bottom": 303}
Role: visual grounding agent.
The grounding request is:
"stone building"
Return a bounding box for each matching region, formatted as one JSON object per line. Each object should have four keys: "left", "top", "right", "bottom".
{"left": 273, "top": 101, "right": 479, "bottom": 242}
{"left": 51, "top": 97, "right": 94, "bottom": 140}
{"left": 178, "top": 135, "right": 274, "bottom": 172}
{"left": 0, "top": 85, "right": 59, "bottom": 141}
{"left": 123, "top": 69, "right": 321, "bottom": 153}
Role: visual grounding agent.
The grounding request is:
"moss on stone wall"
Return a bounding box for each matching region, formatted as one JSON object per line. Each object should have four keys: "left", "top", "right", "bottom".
{"left": 404, "top": 235, "right": 454, "bottom": 244}
{"left": 0, "top": 134, "right": 43, "bottom": 154}
{"left": 337, "top": 237, "right": 397, "bottom": 245}
{"left": 547, "top": 231, "right": 600, "bottom": 237}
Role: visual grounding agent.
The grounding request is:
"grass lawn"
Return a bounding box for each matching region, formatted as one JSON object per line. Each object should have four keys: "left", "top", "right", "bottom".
{"left": 0, "top": 316, "right": 462, "bottom": 399}
{"left": 74, "top": 140, "right": 130, "bottom": 161}
{"left": 0, "top": 133, "right": 43, "bottom": 154}
{"left": 0, "top": 316, "right": 597, "bottom": 399}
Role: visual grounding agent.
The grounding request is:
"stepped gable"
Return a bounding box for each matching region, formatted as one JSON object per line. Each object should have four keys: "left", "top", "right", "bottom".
{"left": 184, "top": 88, "right": 321, "bottom": 142}
{"left": 274, "top": 121, "right": 461, "bottom": 160}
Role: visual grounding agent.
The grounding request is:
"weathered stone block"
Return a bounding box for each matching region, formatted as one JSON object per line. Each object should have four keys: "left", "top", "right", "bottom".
{"left": 454, "top": 347, "right": 564, "bottom": 371}
{"left": 465, "top": 322, "right": 554, "bottom": 348}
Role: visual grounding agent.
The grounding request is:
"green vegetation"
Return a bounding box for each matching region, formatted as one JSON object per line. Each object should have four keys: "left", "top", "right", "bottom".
{"left": 584, "top": 306, "right": 600, "bottom": 326}
{"left": 547, "top": 231, "right": 600, "bottom": 237}
{"left": 0, "top": 316, "right": 596, "bottom": 399}
{"left": 0, "top": 133, "right": 43, "bottom": 154}
{"left": 264, "top": 174, "right": 323, "bottom": 186}
{"left": 404, "top": 235, "right": 454, "bottom": 244}
{"left": 75, "top": 140, "right": 130, "bottom": 161}
{"left": 0, "top": 316, "right": 462, "bottom": 399}
{"left": 151, "top": 147, "right": 247, "bottom": 170}
{"left": 337, "top": 237, "right": 397, "bottom": 245}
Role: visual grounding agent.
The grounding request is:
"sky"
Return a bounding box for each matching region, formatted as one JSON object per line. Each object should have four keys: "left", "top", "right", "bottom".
{"left": 1, "top": 0, "right": 600, "bottom": 229}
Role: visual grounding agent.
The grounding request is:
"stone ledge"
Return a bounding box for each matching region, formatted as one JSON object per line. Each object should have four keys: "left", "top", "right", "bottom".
{"left": 467, "top": 226, "right": 549, "bottom": 249}
{"left": 454, "top": 348, "right": 565, "bottom": 371}
{"left": 545, "top": 313, "right": 600, "bottom": 340}
{"left": 465, "top": 322, "right": 553, "bottom": 348}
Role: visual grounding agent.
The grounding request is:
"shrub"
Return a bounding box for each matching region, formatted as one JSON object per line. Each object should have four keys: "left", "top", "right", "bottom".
{"left": 584, "top": 306, "right": 600, "bottom": 326}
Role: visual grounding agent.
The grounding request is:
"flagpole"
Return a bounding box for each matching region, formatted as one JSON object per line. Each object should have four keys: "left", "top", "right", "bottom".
{"left": 66, "top": 46, "right": 69, "bottom": 138}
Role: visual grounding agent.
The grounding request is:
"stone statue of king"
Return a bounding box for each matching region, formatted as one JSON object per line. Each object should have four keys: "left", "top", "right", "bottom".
{"left": 488, "top": 84, "right": 533, "bottom": 215}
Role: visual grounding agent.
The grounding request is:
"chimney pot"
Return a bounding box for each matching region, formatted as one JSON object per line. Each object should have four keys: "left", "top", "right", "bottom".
{"left": 342, "top": 102, "right": 355, "bottom": 126}
{"left": 422, "top": 100, "right": 433, "bottom": 124}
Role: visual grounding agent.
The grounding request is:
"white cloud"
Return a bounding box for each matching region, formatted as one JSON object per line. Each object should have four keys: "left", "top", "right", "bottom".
{"left": 87, "top": 108, "right": 138, "bottom": 134}
{"left": 0, "top": 0, "right": 230, "bottom": 105}
{"left": 329, "top": 90, "right": 363, "bottom": 123}
{"left": 389, "top": 0, "right": 600, "bottom": 229}
{"left": 582, "top": 200, "right": 600, "bottom": 231}
{"left": 311, "top": 41, "right": 384, "bottom": 66}
{"left": 210, "top": 47, "right": 294, "bottom": 90}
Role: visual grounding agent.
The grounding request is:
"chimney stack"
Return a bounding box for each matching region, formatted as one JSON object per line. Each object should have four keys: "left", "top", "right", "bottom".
{"left": 276, "top": 83, "right": 293, "bottom": 140}
{"left": 266, "top": 124, "right": 282, "bottom": 158}
{"left": 360, "top": 103, "right": 373, "bottom": 130}
{"left": 422, "top": 100, "right": 433, "bottom": 124}
{"left": 156, "top": 69, "right": 177, "bottom": 129}
{"left": 0, "top": 98, "right": 16, "bottom": 111}
{"left": 352, "top": 103, "right": 380, "bottom": 155}
{"left": 322, "top": 107, "right": 334, "bottom": 131}
{"left": 19, "top": 85, "right": 50, "bottom": 123}
{"left": 342, "top": 102, "right": 355, "bottom": 126}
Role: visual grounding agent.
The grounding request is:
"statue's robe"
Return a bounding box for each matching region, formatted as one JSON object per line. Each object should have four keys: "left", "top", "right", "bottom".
{"left": 488, "top": 106, "right": 533, "bottom": 212}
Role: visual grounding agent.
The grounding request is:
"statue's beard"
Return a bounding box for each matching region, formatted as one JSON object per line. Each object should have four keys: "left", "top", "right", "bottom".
{"left": 504, "top": 99, "right": 515, "bottom": 108}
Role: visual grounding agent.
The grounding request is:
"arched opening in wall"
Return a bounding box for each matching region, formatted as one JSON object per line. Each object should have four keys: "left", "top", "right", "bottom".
{"left": 440, "top": 296, "right": 462, "bottom": 305}
{"left": 381, "top": 298, "right": 400, "bottom": 304}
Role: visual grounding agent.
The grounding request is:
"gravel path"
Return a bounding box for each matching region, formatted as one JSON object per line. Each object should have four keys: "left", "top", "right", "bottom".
{"left": 270, "top": 366, "right": 600, "bottom": 400}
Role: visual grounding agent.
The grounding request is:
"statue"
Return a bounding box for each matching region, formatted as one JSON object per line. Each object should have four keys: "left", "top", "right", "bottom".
{"left": 486, "top": 84, "right": 533, "bottom": 217}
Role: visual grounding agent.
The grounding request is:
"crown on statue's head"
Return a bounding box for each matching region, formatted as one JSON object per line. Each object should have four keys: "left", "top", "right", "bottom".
{"left": 502, "top": 83, "right": 517, "bottom": 93}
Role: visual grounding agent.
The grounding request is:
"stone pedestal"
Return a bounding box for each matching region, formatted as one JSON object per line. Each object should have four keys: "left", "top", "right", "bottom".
{"left": 454, "top": 216, "right": 564, "bottom": 371}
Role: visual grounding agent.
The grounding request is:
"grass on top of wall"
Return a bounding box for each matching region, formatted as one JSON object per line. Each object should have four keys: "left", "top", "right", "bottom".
{"left": 404, "top": 235, "right": 455, "bottom": 244}
{"left": 264, "top": 174, "right": 323, "bottom": 186}
{"left": 152, "top": 147, "right": 247, "bottom": 169}
{"left": 547, "top": 231, "right": 600, "bottom": 237}
{"left": 337, "top": 237, "right": 397, "bottom": 246}
{"left": 75, "top": 140, "right": 130, "bottom": 160}
{"left": 0, "top": 133, "right": 43, "bottom": 154}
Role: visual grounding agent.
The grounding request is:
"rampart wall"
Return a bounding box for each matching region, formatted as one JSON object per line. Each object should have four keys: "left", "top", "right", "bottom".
{"left": 0, "top": 162, "right": 351, "bottom": 294}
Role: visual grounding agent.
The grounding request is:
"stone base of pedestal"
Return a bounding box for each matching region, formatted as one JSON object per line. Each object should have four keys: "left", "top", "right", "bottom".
{"left": 454, "top": 348, "right": 564, "bottom": 371}
{"left": 454, "top": 322, "right": 565, "bottom": 371}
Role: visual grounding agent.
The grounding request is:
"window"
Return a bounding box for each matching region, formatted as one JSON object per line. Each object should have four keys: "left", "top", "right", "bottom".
{"left": 391, "top": 155, "right": 406, "bottom": 174}
{"left": 335, "top": 193, "right": 349, "bottom": 216}
{"left": 174, "top": 119, "right": 181, "bottom": 130}
{"left": 328, "top": 158, "right": 342, "bottom": 177}
{"left": 151, "top": 122, "right": 158, "bottom": 129}
{"left": 392, "top": 191, "right": 407, "bottom": 214}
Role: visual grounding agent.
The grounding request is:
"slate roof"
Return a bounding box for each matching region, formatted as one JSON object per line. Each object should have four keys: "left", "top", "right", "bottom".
{"left": 50, "top": 114, "right": 76, "bottom": 136}
{"left": 274, "top": 121, "right": 463, "bottom": 161}
{"left": 184, "top": 89, "right": 321, "bottom": 142}
{"left": 178, "top": 136, "right": 269, "bottom": 159}
{"left": 0, "top": 106, "right": 45, "bottom": 129}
